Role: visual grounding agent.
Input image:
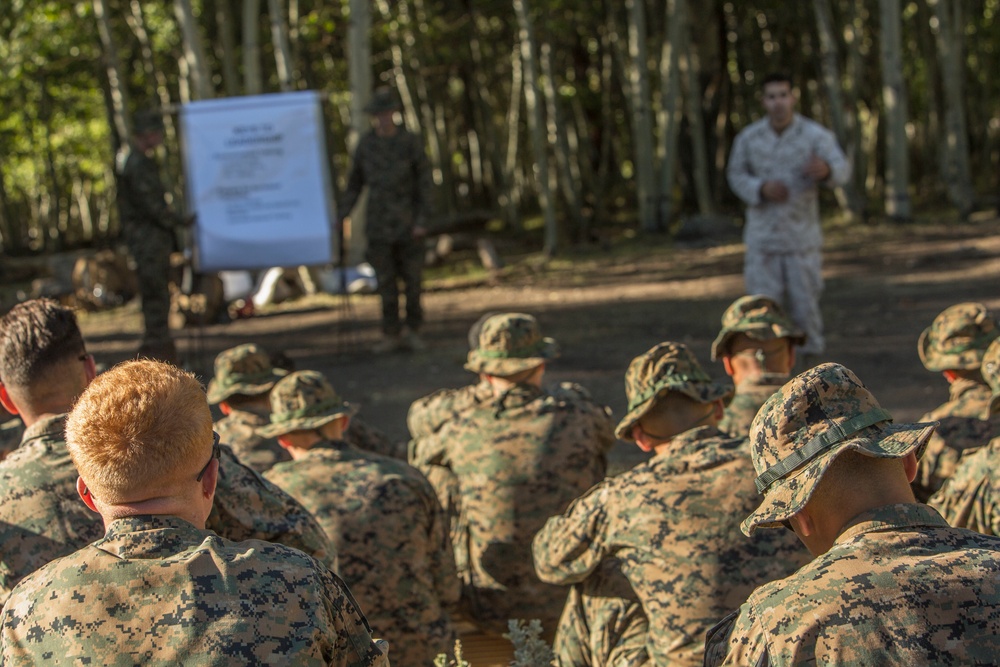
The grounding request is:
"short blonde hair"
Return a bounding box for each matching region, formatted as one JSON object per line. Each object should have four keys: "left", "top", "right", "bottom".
{"left": 66, "top": 360, "right": 213, "bottom": 504}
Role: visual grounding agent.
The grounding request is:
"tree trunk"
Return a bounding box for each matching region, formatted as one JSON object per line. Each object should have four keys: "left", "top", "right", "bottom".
{"left": 878, "top": 0, "right": 911, "bottom": 219}
{"left": 539, "top": 41, "right": 584, "bottom": 234}
{"left": 503, "top": 44, "right": 524, "bottom": 226}
{"left": 624, "top": 0, "right": 659, "bottom": 232}
{"left": 267, "top": 0, "right": 294, "bottom": 91}
{"left": 243, "top": 0, "right": 263, "bottom": 95}
{"left": 812, "top": 0, "right": 863, "bottom": 219}
{"left": 679, "top": 0, "right": 713, "bottom": 215}
{"left": 657, "top": 0, "right": 684, "bottom": 229}
{"left": 215, "top": 0, "right": 240, "bottom": 96}
{"left": 513, "top": 0, "right": 558, "bottom": 256}
{"left": 174, "top": 0, "right": 213, "bottom": 100}
{"left": 928, "top": 0, "right": 974, "bottom": 215}
{"left": 93, "top": 0, "right": 129, "bottom": 144}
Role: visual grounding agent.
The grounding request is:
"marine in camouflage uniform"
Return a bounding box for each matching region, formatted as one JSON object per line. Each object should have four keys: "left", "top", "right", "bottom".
{"left": 928, "top": 338, "right": 1000, "bottom": 534}
{"left": 533, "top": 342, "right": 807, "bottom": 666}
{"left": 416, "top": 313, "right": 616, "bottom": 634}
{"left": 115, "top": 110, "right": 184, "bottom": 361}
{"left": 912, "top": 302, "right": 1000, "bottom": 501}
{"left": 0, "top": 360, "right": 385, "bottom": 666}
{"left": 0, "top": 301, "right": 335, "bottom": 602}
{"left": 705, "top": 363, "right": 1000, "bottom": 666}
{"left": 341, "top": 87, "right": 432, "bottom": 350}
{"left": 0, "top": 415, "right": 337, "bottom": 601}
{"left": 260, "top": 370, "right": 459, "bottom": 667}
{"left": 208, "top": 343, "right": 290, "bottom": 472}
{"left": 711, "top": 295, "right": 805, "bottom": 438}
{"left": 210, "top": 344, "right": 405, "bottom": 472}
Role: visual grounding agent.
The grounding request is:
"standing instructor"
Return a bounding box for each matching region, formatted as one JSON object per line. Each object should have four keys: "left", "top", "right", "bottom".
{"left": 341, "top": 86, "right": 432, "bottom": 353}
{"left": 726, "top": 73, "right": 850, "bottom": 364}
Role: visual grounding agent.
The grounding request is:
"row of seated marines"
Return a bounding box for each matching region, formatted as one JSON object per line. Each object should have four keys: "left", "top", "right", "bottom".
{"left": 0, "top": 296, "right": 997, "bottom": 665}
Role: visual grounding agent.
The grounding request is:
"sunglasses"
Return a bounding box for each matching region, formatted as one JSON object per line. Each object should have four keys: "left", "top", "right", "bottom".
{"left": 196, "top": 432, "right": 222, "bottom": 482}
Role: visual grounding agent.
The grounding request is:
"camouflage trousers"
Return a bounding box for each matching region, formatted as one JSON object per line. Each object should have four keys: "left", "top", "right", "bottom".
{"left": 366, "top": 240, "right": 423, "bottom": 336}
{"left": 744, "top": 247, "right": 824, "bottom": 355}
{"left": 128, "top": 228, "right": 174, "bottom": 351}
{"left": 553, "top": 564, "right": 649, "bottom": 667}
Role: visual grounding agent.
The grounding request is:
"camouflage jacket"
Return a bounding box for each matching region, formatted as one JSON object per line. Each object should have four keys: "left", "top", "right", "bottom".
{"left": 216, "top": 407, "right": 289, "bottom": 473}
{"left": 264, "top": 440, "right": 458, "bottom": 667}
{"left": 704, "top": 503, "right": 1000, "bottom": 666}
{"left": 726, "top": 113, "right": 850, "bottom": 253}
{"left": 533, "top": 425, "right": 807, "bottom": 666}
{"left": 929, "top": 436, "right": 1000, "bottom": 536}
{"left": 419, "top": 382, "right": 615, "bottom": 632}
{"left": 913, "top": 378, "right": 1000, "bottom": 501}
{"left": 345, "top": 416, "right": 407, "bottom": 460}
{"left": 341, "top": 128, "right": 431, "bottom": 244}
{"left": 0, "top": 418, "right": 23, "bottom": 461}
{"left": 718, "top": 374, "right": 787, "bottom": 438}
{"left": 0, "top": 515, "right": 386, "bottom": 666}
{"left": 0, "top": 415, "right": 335, "bottom": 603}
{"left": 0, "top": 414, "right": 104, "bottom": 602}
{"left": 114, "top": 144, "right": 180, "bottom": 252}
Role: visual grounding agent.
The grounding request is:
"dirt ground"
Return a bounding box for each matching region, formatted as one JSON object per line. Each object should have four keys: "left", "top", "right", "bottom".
{"left": 78, "top": 215, "right": 1000, "bottom": 473}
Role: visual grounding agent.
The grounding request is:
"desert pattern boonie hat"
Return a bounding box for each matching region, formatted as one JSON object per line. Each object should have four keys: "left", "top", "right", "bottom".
{"left": 206, "top": 344, "right": 287, "bottom": 405}
{"left": 918, "top": 302, "right": 999, "bottom": 372}
{"left": 982, "top": 338, "right": 1000, "bottom": 418}
{"left": 464, "top": 313, "right": 558, "bottom": 376}
{"left": 258, "top": 370, "right": 358, "bottom": 439}
{"left": 711, "top": 295, "right": 806, "bottom": 360}
{"left": 742, "top": 363, "right": 937, "bottom": 536}
{"left": 364, "top": 86, "right": 401, "bottom": 114}
{"left": 615, "top": 341, "right": 732, "bottom": 440}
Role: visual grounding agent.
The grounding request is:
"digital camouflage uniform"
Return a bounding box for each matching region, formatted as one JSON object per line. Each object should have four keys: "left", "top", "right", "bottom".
{"left": 711, "top": 295, "right": 804, "bottom": 439}
{"left": 718, "top": 374, "right": 787, "bottom": 438}
{"left": 928, "top": 338, "right": 1000, "bottom": 535}
{"left": 259, "top": 370, "right": 458, "bottom": 667}
{"left": 115, "top": 112, "right": 183, "bottom": 356}
{"left": 417, "top": 314, "right": 616, "bottom": 634}
{"left": 207, "top": 343, "right": 289, "bottom": 472}
{"left": 341, "top": 88, "right": 431, "bottom": 336}
{"left": 705, "top": 363, "right": 1000, "bottom": 666}
{"left": 0, "top": 515, "right": 386, "bottom": 666}
{"left": 533, "top": 343, "right": 807, "bottom": 666}
{"left": 0, "top": 414, "right": 336, "bottom": 602}
{"left": 912, "top": 302, "right": 1000, "bottom": 501}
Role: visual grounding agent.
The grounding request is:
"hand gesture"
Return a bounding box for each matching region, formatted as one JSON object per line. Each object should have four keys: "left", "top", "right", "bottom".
{"left": 802, "top": 154, "right": 831, "bottom": 182}
{"left": 760, "top": 180, "right": 789, "bottom": 203}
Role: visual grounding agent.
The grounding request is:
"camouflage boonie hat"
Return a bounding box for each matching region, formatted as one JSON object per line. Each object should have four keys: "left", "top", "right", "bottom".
{"left": 464, "top": 313, "right": 558, "bottom": 376}
{"left": 982, "top": 338, "right": 1000, "bottom": 417}
{"left": 918, "top": 302, "right": 999, "bottom": 372}
{"left": 710, "top": 295, "right": 806, "bottom": 360}
{"left": 364, "top": 86, "right": 400, "bottom": 114}
{"left": 742, "top": 363, "right": 937, "bottom": 536}
{"left": 133, "top": 109, "right": 165, "bottom": 133}
{"left": 615, "top": 342, "right": 733, "bottom": 440}
{"left": 206, "top": 344, "right": 287, "bottom": 404}
{"left": 257, "top": 370, "right": 358, "bottom": 439}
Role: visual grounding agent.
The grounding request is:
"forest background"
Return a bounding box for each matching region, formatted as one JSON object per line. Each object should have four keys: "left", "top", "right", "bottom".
{"left": 0, "top": 0, "right": 997, "bottom": 261}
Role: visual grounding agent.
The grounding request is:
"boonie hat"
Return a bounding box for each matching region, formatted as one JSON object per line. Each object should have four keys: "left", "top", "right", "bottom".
{"left": 615, "top": 341, "right": 732, "bottom": 440}
{"left": 982, "top": 338, "right": 1000, "bottom": 418}
{"left": 742, "top": 363, "right": 937, "bottom": 536}
{"left": 464, "top": 313, "right": 558, "bottom": 376}
{"left": 918, "top": 302, "right": 999, "bottom": 372}
{"left": 364, "top": 86, "right": 400, "bottom": 114}
{"left": 257, "top": 370, "right": 358, "bottom": 439}
{"left": 711, "top": 295, "right": 806, "bottom": 360}
{"left": 206, "top": 344, "right": 287, "bottom": 405}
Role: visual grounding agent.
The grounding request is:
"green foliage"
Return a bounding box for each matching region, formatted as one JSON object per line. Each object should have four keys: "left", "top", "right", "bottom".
{"left": 505, "top": 619, "right": 555, "bottom": 667}
{"left": 433, "top": 639, "right": 471, "bottom": 667}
